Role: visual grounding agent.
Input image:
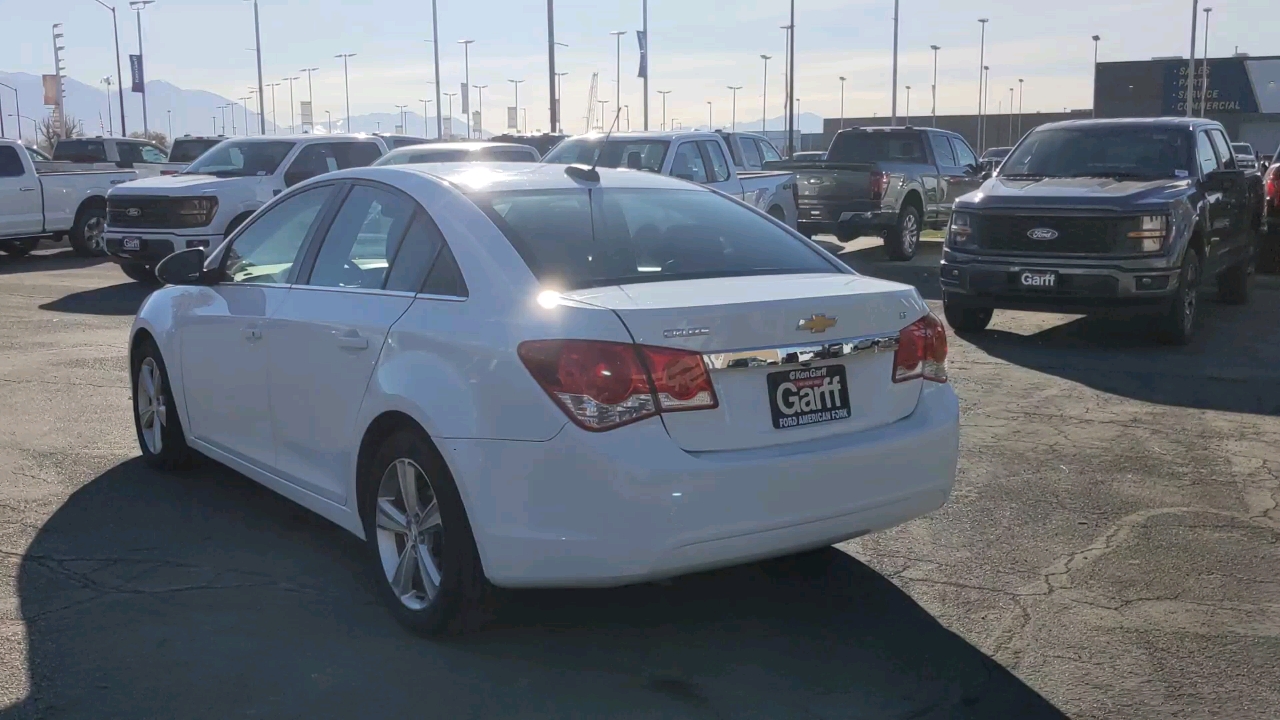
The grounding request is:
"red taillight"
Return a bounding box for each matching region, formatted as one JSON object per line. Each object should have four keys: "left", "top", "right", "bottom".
{"left": 893, "top": 313, "right": 948, "bottom": 384}
{"left": 1266, "top": 165, "right": 1279, "bottom": 207}
{"left": 518, "top": 340, "right": 717, "bottom": 431}
{"left": 870, "top": 171, "right": 890, "bottom": 203}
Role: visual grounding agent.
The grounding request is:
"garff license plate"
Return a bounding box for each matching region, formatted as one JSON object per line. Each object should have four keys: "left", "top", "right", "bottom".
{"left": 767, "top": 364, "right": 851, "bottom": 430}
{"left": 121, "top": 237, "right": 142, "bottom": 251}
{"left": 1018, "top": 269, "right": 1058, "bottom": 290}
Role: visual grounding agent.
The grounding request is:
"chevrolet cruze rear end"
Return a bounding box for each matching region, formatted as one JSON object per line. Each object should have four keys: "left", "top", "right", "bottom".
{"left": 130, "top": 163, "right": 959, "bottom": 634}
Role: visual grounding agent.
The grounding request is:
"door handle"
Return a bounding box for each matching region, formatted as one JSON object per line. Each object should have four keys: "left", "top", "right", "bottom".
{"left": 19, "top": 187, "right": 36, "bottom": 192}
{"left": 337, "top": 333, "right": 369, "bottom": 350}
{"left": 242, "top": 327, "right": 262, "bottom": 342}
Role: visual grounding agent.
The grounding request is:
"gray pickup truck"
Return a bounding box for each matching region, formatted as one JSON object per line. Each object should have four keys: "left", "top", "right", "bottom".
{"left": 771, "top": 126, "right": 986, "bottom": 259}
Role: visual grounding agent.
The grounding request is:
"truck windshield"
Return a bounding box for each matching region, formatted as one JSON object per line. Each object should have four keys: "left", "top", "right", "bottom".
{"left": 541, "top": 138, "right": 669, "bottom": 172}
{"left": 1000, "top": 127, "right": 1194, "bottom": 179}
{"left": 827, "top": 131, "right": 928, "bottom": 163}
{"left": 468, "top": 188, "right": 834, "bottom": 290}
{"left": 168, "top": 139, "right": 224, "bottom": 163}
{"left": 182, "top": 140, "right": 295, "bottom": 177}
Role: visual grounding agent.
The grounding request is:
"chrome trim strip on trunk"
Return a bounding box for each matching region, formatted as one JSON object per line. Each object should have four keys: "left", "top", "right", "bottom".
{"left": 702, "top": 333, "right": 900, "bottom": 371}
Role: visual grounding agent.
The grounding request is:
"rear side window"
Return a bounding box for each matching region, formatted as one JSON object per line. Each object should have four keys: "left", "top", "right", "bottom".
{"left": 740, "top": 139, "right": 763, "bottom": 170}
{"left": 929, "top": 134, "right": 957, "bottom": 166}
{"left": 0, "top": 146, "right": 24, "bottom": 177}
{"left": 828, "top": 131, "right": 927, "bottom": 163}
{"left": 468, "top": 188, "right": 836, "bottom": 290}
{"left": 52, "top": 140, "right": 107, "bottom": 162}
{"left": 116, "top": 143, "right": 143, "bottom": 164}
{"left": 306, "top": 185, "right": 416, "bottom": 290}
{"left": 701, "top": 141, "right": 732, "bottom": 182}
{"left": 670, "top": 143, "right": 709, "bottom": 183}
{"left": 285, "top": 142, "right": 380, "bottom": 186}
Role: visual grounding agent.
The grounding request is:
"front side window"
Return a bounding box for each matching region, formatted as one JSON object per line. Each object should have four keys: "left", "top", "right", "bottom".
{"left": 740, "top": 138, "right": 763, "bottom": 170}
{"left": 221, "top": 186, "right": 331, "bottom": 284}
{"left": 670, "top": 143, "right": 709, "bottom": 183}
{"left": 0, "top": 146, "right": 24, "bottom": 177}
{"left": 1196, "top": 132, "right": 1220, "bottom": 176}
{"left": 930, "top": 134, "right": 957, "bottom": 166}
{"left": 1001, "top": 127, "right": 1194, "bottom": 179}
{"left": 758, "top": 139, "right": 782, "bottom": 163}
{"left": 52, "top": 140, "right": 108, "bottom": 163}
{"left": 306, "top": 185, "right": 416, "bottom": 290}
{"left": 1208, "top": 130, "right": 1235, "bottom": 170}
{"left": 701, "top": 141, "right": 732, "bottom": 182}
{"left": 949, "top": 137, "right": 978, "bottom": 167}
{"left": 184, "top": 140, "right": 295, "bottom": 178}
{"left": 469, "top": 188, "right": 836, "bottom": 290}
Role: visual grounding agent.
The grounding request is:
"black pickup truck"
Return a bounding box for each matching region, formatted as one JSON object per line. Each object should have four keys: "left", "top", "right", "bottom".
{"left": 770, "top": 126, "right": 986, "bottom": 260}
{"left": 941, "top": 118, "right": 1264, "bottom": 345}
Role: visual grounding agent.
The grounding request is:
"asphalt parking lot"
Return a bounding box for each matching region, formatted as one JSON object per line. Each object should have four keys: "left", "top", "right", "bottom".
{"left": 1, "top": 238, "right": 1278, "bottom": 719}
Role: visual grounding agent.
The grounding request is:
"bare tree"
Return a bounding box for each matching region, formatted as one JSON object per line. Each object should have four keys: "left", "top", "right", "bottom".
{"left": 37, "top": 114, "right": 83, "bottom": 153}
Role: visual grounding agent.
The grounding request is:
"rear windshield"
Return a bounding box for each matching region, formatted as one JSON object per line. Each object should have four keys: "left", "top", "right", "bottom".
{"left": 827, "top": 131, "right": 927, "bottom": 163}
{"left": 168, "top": 139, "right": 223, "bottom": 163}
{"left": 1231, "top": 143, "right": 1252, "bottom": 154}
{"left": 182, "top": 140, "right": 295, "bottom": 177}
{"left": 384, "top": 136, "right": 430, "bottom": 149}
{"left": 541, "top": 138, "right": 669, "bottom": 172}
{"left": 468, "top": 188, "right": 836, "bottom": 290}
{"left": 981, "top": 147, "right": 1011, "bottom": 160}
{"left": 1001, "top": 127, "right": 1194, "bottom": 179}
{"left": 375, "top": 149, "right": 472, "bottom": 165}
{"left": 52, "top": 140, "right": 108, "bottom": 162}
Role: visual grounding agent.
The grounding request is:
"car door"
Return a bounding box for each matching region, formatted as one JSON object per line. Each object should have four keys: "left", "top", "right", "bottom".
{"left": 946, "top": 136, "right": 984, "bottom": 208}
{"left": 926, "top": 133, "right": 961, "bottom": 222}
{"left": 698, "top": 139, "right": 739, "bottom": 196}
{"left": 178, "top": 184, "right": 336, "bottom": 470}
{"left": 264, "top": 182, "right": 423, "bottom": 504}
{"left": 1194, "top": 129, "right": 1232, "bottom": 270}
{"left": 0, "top": 145, "right": 43, "bottom": 237}
{"left": 1207, "top": 128, "right": 1247, "bottom": 259}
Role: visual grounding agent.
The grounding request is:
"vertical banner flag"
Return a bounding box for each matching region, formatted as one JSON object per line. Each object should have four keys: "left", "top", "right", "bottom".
{"left": 507, "top": 106, "right": 518, "bottom": 130}
{"left": 636, "top": 30, "right": 648, "bottom": 79}
{"left": 129, "top": 54, "right": 145, "bottom": 93}
{"left": 42, "top": 75, "right": 59, "bottom": 105}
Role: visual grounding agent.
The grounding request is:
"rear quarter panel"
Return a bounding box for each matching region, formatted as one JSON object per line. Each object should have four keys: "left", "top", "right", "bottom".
{"left": 738, "top": 172, "right": 798, "bottom": 226}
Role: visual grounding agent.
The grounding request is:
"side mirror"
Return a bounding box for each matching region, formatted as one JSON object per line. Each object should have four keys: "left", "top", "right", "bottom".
{"left": 155, "top": 247, "right": 208, "bottom": 286}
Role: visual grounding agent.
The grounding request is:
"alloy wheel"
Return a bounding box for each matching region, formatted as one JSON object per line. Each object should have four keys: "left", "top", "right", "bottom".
{"left": 1182, "top": 259, "right": 1199, "bottom": 334}
{"left": 85, "top": 216, "right": 106, "bottom": 254}
{"left": 902, "top": 212, "right": 919, "bottom": 254}
{"left": 136, "top": 357, "right": 166, "bottom": 455}
{"left": 374, "top": 458, "right": 445, "bottom": 611}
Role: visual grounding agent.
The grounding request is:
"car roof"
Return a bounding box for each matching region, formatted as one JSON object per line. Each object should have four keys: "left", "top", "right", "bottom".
{"left": 336, "top": 162, "right": 709, "bottom": 193}
{"left": 1034, "top": 117, "right": 1223, "bottom": 132}
{"left": 385, "top": 141, "right": 536, "bottom": 154}
{"left": 565, "top": 131, "right": 716, "bottom": 142}
{"left": 213, "top": 133, "right": 383, "bottom": 143}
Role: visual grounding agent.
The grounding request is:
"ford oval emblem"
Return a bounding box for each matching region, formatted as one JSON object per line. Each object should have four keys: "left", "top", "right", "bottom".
{"left": 1027, "top": 227, "right": 1059, "bottom": 240}
{"left": 125, "top": 207, "right": 142, "bottom": 217}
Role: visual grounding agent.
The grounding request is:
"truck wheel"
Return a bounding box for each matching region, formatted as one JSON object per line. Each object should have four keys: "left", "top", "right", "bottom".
{"left": 943, "top": 300, "right": 994, "bottom": 333}
{"left": 69, "top": 204, "right": 108, "bottom": 257}
{"left": 0, "top": 238, "right": 40, "bottom": 257}
{"left": 121, "top": 262, "right": 160, "bottom": 285}
{"left": 884, "top": 205, "right": 921, "bottom": 261}
{"left": 1156, "top": 251, "right": 1201, "bottom": 345}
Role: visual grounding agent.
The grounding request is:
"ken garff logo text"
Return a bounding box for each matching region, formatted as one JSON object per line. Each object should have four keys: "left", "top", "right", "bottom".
{"left": 1026, "top": 227, "right": 1059, "bottom": 240}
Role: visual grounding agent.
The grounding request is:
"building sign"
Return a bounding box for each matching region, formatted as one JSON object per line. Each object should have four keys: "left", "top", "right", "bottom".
{"left": 1161, "top": 57, "right": 1274, "bottom": 115}
{"left": 507, "top": 106, "right": 518, "bottom": 130}
{"left": 299, "top": 100, "right": 313, "bottom": 128}
{"left": 42, "top": 74, "right": 59, "bottom": 105}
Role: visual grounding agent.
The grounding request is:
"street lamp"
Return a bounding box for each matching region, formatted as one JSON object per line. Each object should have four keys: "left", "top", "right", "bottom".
{"left": 0, "top": 83, "right": 17, "bottom": 141}
{"left": 760, "top": 55, "right": 771, "bottom": 134}
{"left": 300, "top": 68, "right": 319, "bottom": 131}
{"left": 905, "top": 86, "right": 911, "bottom": 125}
{"left": 555, "top": 73, "right": 569, "bottom": 132}
{"left": 982, "top": 65, "right": 990, "bottom": 151}
{"left": 98, "top": 77, "right": 115, "bottom": 136}
{"left": 623, "top": 104, "right": 631, "bottom": 131}
{"left": 1008, "top": 88, "right": 1015, "bottom": 145}
{"left": 458, "top": 39, "right": 474, "bottom": 138}
{"left": 657, "top": 90, "right": 671, "bottom": 131}
{"left": 727, "top": 86, "right": 742, "bottom": 132}
{"left": 239, "top": 96, "right": 252, "bottom": 135}
{"left": 335, "top": 53, "right": 356, "bottom": 131}
{"left": 166, "top": 108, "right": 172, "bottom": 139}
{"left": 217, "top": 104, "right": 228, "bottom": 134}
{"left": 508, "top": 79, "right": 524, "bottom": 134}
{"left": 930, "top": 45, "right": 941, "bottom": 127}
{"left": 395, "top": 104, "right": 408, "bottom": 133}
{"left": 1017, "top": 78, "right": 1025, "bottom": 136}
{"left": 8, "top": 114, "right": 38, "bottom": 140}
{"left": 244, "top": 0, "right": 265, "bottom": 134}
{"left": 838, "top": 76, "right": 846, "bottom": 130}
{"left": 128, "top": 0, "right": 155, "bottom": 135}
{"left": 92, "top": 0, "right": 128, "bottom": 136}
{"left": 247, "top": 87, "right": 258, "bottom": 135}
{"left": 419, "top": 98, "right": 433, "bottom": 137}
{"left": 283, "top": 76, "right": 299, "bottom": 132}
{"left": 706, "top": 100, "right": 712, "bottom": 131}
{"left": 1091, "top": 35, "right": 1101, "bottom": 118}
{"left": 1199, "top": 7, "right": 1213, "bottom": 116}
{"left": 890, "top": 0, "right": 900, "bottom": 125}
{"left": 325, "top": 109, "right": 333, "bottom": 135}
{"left": 474, "top": 85, "right": 487, "bottom": 137}
{"left": 266, "top": 82, "right": 281, "bottom": 134}
{"left": 228, "top": 99, "right": 237, "bottom": 135}
{"left": 444, "top": 92, "right": 458, "bottom": 137}
{"left": 609, "top": 31, "right": 627, "bottom": 112}
{"left": 1187, "top": 0, "right": 1199, "bottom": 118}
{"left": 597, "top": 99, "right": 610, "bottom": 131}
{"left": 977, "top": 18, "right": 989, "bottom": 150}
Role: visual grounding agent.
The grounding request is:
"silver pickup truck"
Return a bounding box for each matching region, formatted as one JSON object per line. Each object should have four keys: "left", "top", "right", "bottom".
{"left": 541, "top": 131, "right": 799, "bottom": 229}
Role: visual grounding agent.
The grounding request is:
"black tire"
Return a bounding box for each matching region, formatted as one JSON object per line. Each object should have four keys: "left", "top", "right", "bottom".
{"left": 1217, "top": 259, "right": 1250, "bottom": 305}
{"left": 943, "top": 301, "right": 994, "bottom": 333}
{"left": 361, "top": 428, "right": 492, "bottom": 636}
{"left": 131, "top": 337, "right": 196, "bottom": 470}
{"left": 69, "top": 202, "right": 107, "bottom": 257}
{"left": 834, "top": 229, "right": 858, "bottom": 243}
{"left": 884, "top": 204, "right": 922, "bottom": 261}
{"left": 0, "top": 238, "right": 39, "bottom": 257}
{"left": 120, "top": 262, "right": 160, "bottom": 285}
{"left": 1156, "top": 250, "right": 1202, "bottom": 346}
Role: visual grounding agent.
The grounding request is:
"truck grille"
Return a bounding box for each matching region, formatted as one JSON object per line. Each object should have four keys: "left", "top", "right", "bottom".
{"left": 975, "top": 214, "right": 1125, "bottom": 255}
{"left": 107, "top": 197, "right": 192, "bottom": 229}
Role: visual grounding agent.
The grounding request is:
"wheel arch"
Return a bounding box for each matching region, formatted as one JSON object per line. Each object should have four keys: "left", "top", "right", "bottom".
{"left": 901, "top": 188, "right": 925, "bottom": 217}
{"left": 355, "top": 410, "right": 431, "bottom": 529}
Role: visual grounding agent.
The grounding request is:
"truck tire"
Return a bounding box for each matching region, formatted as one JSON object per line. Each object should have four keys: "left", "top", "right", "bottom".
{"left": 121, "top": 262, "right": 160, "bottom": 285}
{"left": 1156, "top": 250, "right": 1201, "bottom": 345}
{"left": 69, "top": 203, "right": 108, "bottom": 257}
{"left": 0, "top": 238, "right": 40, "bottom": 257}
{"left": 943, "top": 301, "right": 994, "bottom": 333}
{"left": 884, "top": 205, "right": 921, "bottom": 261}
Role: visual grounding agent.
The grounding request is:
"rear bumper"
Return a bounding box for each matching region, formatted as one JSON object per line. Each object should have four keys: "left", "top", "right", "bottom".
{"left": 798, "top": 201, "right": 896, "bottom": 236}
{"left": 440, "top": 383, "right": 959, "bottom": 588}
{"left": 104, "top": 230, "right": 219, "bottom": 265}
{"left": 940, "top": 248, "right": 1180, "bottom": 312}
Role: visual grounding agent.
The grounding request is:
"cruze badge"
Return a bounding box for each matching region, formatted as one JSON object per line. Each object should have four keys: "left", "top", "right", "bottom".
{"left": 1027, "top": 227, "right": 1059, "bottom": 240}
{"left": 663, "top": 327, "right": 711, "bottom": 339}
{"left": 797, "top": 314, "right": 837, "bottom": 333}
{"left": 126, "top": 208, "right": 142, "bottom": 217}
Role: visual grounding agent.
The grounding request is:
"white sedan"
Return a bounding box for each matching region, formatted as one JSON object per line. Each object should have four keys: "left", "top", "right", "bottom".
{"left": 132, "top": 162, "right": 959, "bottom": 634}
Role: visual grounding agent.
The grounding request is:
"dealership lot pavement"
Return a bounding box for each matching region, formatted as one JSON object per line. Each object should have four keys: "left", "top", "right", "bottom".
{"left": 0, "top": 240, "right": 1277, "bottom": 719}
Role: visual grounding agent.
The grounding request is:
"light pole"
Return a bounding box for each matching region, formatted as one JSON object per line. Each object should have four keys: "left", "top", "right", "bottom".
{"left": 555, "top": 73, "right": 569, "bottom": 132}
{"left": 458, "top": 39, "right": 474, "bottom": 138}
{"left": 283, "top": 76, "right": 299, "bottom": 132}
{"left": 426, "top": 5, "right": 442, "bottom": 139}
{"left": 838, "top": 76, "right": 846, "bottom": 130}
{"left": 129, "top": 0, "right": 155, "bottom": 135}
{"left": 547, "top": 2, "right": 558, "bottom": 133}
{"left": 247, "top": 87, "right": 258, "bottom": 134}
{"left": 395, "top": 104, "right": 408, "bottom": 132}
{"left": 444, "top": 92, "right": 458, "bottom": 137}
{"left": 211, "top": 116, "right": 217, "bottom": 135}
{"left": 8, "top": 115, "right": 38, "bottom": 141}
{"left": 244, "top": 0, "right": 265, "bottom": 134}
{"left": 92, "top": 0, "right": 128, "bottom": 136}
{"left": 101, "top": 77, "right": 115, "bottom": 135}
{"left": 982, "top": 65, "right": 990, "bottom": 151}
{"left": 597, "top": 99, "right": 610, "bottom": 131}
{"left": 508, "top": 79, "right": 524, "bottom": 134}
{"left": 1017, "top": 78, "right": 1024, "bottom": 136}
{"left": 787, "top": 0, "right": 796, "bottom": 155}
{"left": 228, "top": 99, "right": 237, "bottom": 135}
{"left": 890, "top": 0, "right": 900, "bottom": 125}
{"left": 217, "top": 104, "right": 228, "bottom": 134}
{"left": 905, "top": 86, "right": 911, "bottom": 125}
{"left": 336, "top": 53, "right": 356, "bottom": 131}
{"left": 977, "top": 18, "right": 988, "bottom": 151}
{"left": 930, "top": 45, "right": 940, "bottom": 127}
{"left": 0, "top": 83, "right": 17, "bottom": 141}
{"left": 474, "top": 85, "right": 487, "bottom": 138}
{"left": 419, "top": 98, "right": 433, "bottom": 136}
{"left": 239, "top": 96, "right": 251, "bottom": 135}
{"left": 1187, "top": 0, "right": 1199, "bottom": 118}
{"left": 781, "top": 25, "right": 791, "bottom": 140}
{"left": 641, "top": 0, "right": 649, "bottom": 130}
{"left": 267, "top": 82, "right": 280, "bottom": 134}
{"left": 706, "top": 101, "right": 712, "bottom": 131}
{"left": 623, "top": 104, "right": 631, "bottom": 131}
{"left": 657, "top": 90, "right": 670, "bottom": 131}
{"left": 325, "top": 110, "right": 333, "bottom": 134}
{"left": 727, "top": 86, "right": 741, "bottom": 131}
{"left": 1008, "top": 88, "right": 1015, "bottom": 145}
{"left": 1199, "top": 7, "right": 1212, "bottom": 116}
{"left": 166, "top": 108, "right": 172, "bottom": 139}
{"left": 1091, "top": 35, "right": 1101, "bottom": 118}
{"left": 300, "top": 67, "right": 318, "bottom": 131}
{"left": 609, "top": 31, "right": 626, "bottom": 112}
{"left": 760, "top": 55, "right": 771, "bottom": 133}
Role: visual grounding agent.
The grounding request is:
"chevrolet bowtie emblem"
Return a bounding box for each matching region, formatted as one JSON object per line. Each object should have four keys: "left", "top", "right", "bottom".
{"left": 797, "top": 314, "right": 837, "bottom": 333}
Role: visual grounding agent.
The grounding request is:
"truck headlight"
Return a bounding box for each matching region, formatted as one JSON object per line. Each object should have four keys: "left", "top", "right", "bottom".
{"left": 947, "top": 212, "right": 975, "bottom": 248}
{"left": 176, "top": 198, "right": 218, "bottom": 227}
{"left": 1125, "top": 215, "right": 1168, "bottom": 253}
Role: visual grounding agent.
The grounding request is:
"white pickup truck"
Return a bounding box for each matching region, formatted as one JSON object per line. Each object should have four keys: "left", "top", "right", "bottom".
{"left": 0, "top": 138, "right": 136, "bottom": 257}
{"left": 103, "top": 134, "right": 388, "bottom": 283}
{"left": 43, "top": 136, "right": 188, "bottom": 178}
{"left": 541, "top": 131, "right": 799, "bottom": 228}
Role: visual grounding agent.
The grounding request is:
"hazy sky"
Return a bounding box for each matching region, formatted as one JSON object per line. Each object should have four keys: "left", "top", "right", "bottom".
{"left": 3, "top": 0, "right": 1276, "bottom": 133}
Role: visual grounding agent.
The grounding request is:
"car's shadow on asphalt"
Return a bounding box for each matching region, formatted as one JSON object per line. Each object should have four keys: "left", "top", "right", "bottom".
{"left": 6, "top": 457, "right": 1067, "bottom": 719}
{"left": 823, "top": 238, "right": 944, "bottom": 301}
{"left": 38, "top": 282, "right": 151, "bottom": 316}
{"left": 0, "top": 249, "right": 109, "bottom": 276}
